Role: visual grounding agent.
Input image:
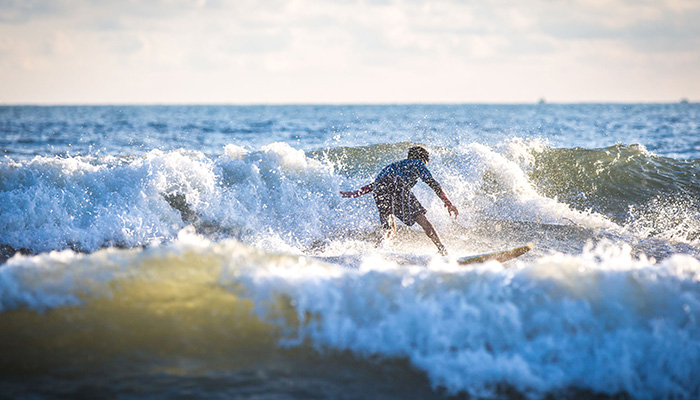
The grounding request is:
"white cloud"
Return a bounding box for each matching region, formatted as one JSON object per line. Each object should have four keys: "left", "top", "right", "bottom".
{"left": 0, "top": 0, "right": 698, "bottom": 103}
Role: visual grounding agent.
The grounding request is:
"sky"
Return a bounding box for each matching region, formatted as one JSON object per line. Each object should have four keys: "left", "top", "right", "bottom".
{"left": 1, "top": 0, "right": 699, "bottom": 104}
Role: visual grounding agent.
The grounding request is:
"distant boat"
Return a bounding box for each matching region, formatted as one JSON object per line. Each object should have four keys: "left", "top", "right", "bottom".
{"left": 538, "top": 98, "right": 546, "bottom": 104}
{"left": 680, "top": 98, "right": 689, "bottom": 104}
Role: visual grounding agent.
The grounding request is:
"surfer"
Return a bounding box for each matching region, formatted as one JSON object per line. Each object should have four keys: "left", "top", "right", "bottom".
{"left": 340, "top": 146, "right": 459, "bottom": 256}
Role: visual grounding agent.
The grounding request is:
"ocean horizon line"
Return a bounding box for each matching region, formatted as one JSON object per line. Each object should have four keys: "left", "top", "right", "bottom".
{"left": 0, "top": 99, "right": 696, "bottom": 107}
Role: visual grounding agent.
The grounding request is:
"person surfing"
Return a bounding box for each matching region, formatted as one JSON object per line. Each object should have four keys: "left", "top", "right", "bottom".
{"left": 340, "top": 146, "right": 459, "bottom": 256}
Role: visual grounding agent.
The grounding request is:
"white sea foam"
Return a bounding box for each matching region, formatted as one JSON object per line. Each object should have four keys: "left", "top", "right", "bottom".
{"left": 0, "top": 151, "right": 205, "bottom": 252}
{"left": 2, "top": 224, "right": 699, "bottom": 399}
{"left": 212, "top": 142, "right": 349, "bottom": 246}
{"left": 235, "top": 241, "right": 700, "bottom": 399}
{"left": 0, "top": 143, "right": 360, "bottom": 253}
{"left": 1, "top": 140, "right": 636, "bottom": 256}
{"left": 464, "top": 140, "right": 618, "bottom": 230}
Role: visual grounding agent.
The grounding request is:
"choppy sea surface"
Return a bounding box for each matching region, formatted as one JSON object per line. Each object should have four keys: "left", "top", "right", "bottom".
{"left": 1, "top": 104, "right": 699, "bottom": 399}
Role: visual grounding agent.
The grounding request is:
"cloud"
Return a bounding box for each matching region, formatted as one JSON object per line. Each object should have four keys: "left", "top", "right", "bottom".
{"left": 531, "top": 0, "right": 700, "bottom": 52}
{"left": 101, "top": 34, "right": 144, "bottom": 55}
{"left": 0, "top": 0, "right": 68, "bottom": 23}
{"left": 1, "top": 0, "right": 699, "bottom": 103}
{"left": 624, "top": 9, "right": 700, "bottom": 53}
{"left": 225, "top": 32, "right": 291, "bottom": 55}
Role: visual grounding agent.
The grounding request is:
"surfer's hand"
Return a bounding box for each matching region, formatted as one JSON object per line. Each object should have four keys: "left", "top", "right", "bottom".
{"left": 439, "top": 191, "right": 457, "bottom": 219}
{"left": 340, "top": 185, "right": 373, "bottom": 198}
{"left": 447, "top": 204, "right": 459, "bottom": 219}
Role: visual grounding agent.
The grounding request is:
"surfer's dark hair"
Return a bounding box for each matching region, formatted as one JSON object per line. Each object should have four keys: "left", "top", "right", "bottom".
{"left": 407, "top": 146, "right": 429, "bottom": 163}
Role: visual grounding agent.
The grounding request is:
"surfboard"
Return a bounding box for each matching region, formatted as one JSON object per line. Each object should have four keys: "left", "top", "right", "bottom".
{"left": 457, "top": 244, "right": 534, "bottom": 265}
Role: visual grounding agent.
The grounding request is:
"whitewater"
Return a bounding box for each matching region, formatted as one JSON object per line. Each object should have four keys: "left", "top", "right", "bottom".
{"left": 1, "top": 104, "right": 699, "bottom": 399}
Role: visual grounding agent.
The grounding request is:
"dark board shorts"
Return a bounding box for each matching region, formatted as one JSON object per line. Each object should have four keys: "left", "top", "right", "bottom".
{"left": 373, "top": 174, "right": 426, "bottom": 227}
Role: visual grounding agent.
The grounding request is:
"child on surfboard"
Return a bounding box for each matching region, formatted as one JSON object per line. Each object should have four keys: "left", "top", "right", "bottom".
{"left": 340, "top": 146, "right": 459, "bottom": 256}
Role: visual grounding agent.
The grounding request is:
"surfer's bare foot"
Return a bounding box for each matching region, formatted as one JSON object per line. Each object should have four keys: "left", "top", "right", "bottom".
{"left": 375, "top": 228, "right": 395, "bottom": 248}
{"left": 438, "top": 246, "right": 448, "bottom": 256}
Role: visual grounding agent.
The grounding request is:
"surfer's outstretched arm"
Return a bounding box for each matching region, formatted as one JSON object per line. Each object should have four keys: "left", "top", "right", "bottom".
{"left": 439, "top": 190, "right": 459, "bottom": 219}
{"left": 425, "top": 178, "right": 459, "bottom": 219}
{"left": 340, "top": 183, "right": 373, "bottom": 198}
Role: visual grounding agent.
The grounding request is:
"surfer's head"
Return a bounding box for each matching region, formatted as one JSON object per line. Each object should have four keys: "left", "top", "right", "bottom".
{"left": 407, "top": 146, "right": 429, "bottom": 164}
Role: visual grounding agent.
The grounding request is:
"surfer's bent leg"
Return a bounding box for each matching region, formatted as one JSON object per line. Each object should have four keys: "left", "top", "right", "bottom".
{"left": 376, "top": 203, "right": 396, "bottom": 245}
{"left": 373, "top": 176, "right": 398, "bottom": 244}
{"left": 415, "top": 214, "right": 447, "bottom": 256}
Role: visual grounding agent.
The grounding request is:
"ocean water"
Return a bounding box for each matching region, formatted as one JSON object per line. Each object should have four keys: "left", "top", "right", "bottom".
{"left": 1, "top": 104, "right": 699, "bottom": 399}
